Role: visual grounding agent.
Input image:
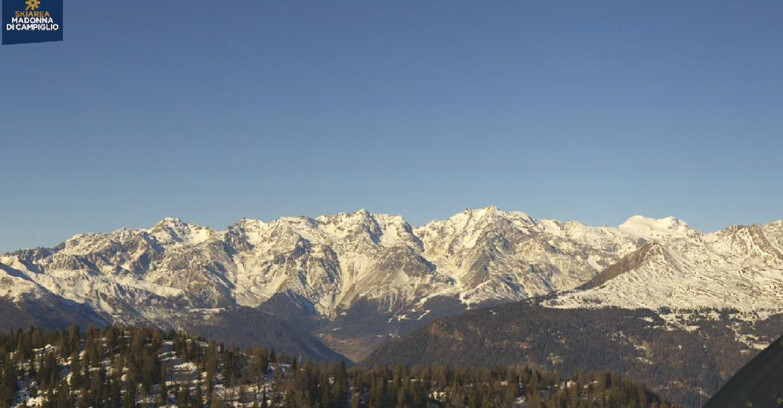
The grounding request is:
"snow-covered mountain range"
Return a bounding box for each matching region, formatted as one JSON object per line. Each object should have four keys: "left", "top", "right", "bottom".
{"left": 547, "top": 216, "right": 783, "bottom": 312}
{"left": 1, "top": 206, "right": 781, "bottom": 360}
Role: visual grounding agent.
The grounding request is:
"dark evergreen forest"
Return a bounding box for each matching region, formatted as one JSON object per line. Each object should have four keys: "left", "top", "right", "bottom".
{"left": 0, "top": 325, "right": 678, "bottom": 408}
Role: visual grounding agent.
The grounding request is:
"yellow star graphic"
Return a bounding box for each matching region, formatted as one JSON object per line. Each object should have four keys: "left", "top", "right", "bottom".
{"left": 25, "top": 0, "right": 41, "bottom": 11}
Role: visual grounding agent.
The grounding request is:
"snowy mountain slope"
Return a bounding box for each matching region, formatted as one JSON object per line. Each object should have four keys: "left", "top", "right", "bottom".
{"left": 0, "top": 207, "right": 647, "bottom": 359}
{"left": 0, "top": 207, "right": 638, "bottom": 311}
{"left": 2, "top": 207, "right": 782, "bottom": 360}
{"left": 546, "top": 217, "right": 783, "bottom": 312}
{"left": 415, "top": 206, "right": 641, "bottom": 304}
{"left": 0, "top": 261, "right": 45, "bottom": 300}
{"left": 618, "top": 215, "right": 696, "bottom": 240}
{"left": 0, "top": 261, "right": 108, "bottom": 330}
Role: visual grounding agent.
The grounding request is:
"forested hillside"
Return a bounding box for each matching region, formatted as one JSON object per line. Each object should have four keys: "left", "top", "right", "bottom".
{"left": 363, "top": 303, "right": 783, "bottom": 407}
{"left": 0, "top": 325, "right": 678, "bottom": 408}
{"left": 702, "top": 335, "right": 783, "bottom": 408}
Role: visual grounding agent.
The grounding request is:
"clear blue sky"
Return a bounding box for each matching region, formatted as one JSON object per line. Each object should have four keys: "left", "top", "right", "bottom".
{"left": 1, "top": 1, "right": 782, "bottom": 252}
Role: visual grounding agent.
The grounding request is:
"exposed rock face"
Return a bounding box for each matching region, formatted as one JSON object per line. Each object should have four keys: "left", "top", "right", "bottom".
{"left": 2, "top": 207, "right": 782, "bottom": 361}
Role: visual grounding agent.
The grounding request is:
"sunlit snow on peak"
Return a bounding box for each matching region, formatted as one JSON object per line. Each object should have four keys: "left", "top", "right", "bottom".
{"left": 619, "top": 215, "right": 693, "bottom": 240}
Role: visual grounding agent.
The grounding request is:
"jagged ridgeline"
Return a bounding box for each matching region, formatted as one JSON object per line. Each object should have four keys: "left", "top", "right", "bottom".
{"left": 2, "top": 208, "right": 783, "bottom": 363}
{"left": 2, "top": 208, "right": 783, "bottom": 406}
{"left": 0, "top": 325, "right": 679, "bottom": 408}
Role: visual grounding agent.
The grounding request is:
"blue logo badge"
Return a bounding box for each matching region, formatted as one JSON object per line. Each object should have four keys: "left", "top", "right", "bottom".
{"left": 2, "top": 0, "right": 62, "bottom": 45}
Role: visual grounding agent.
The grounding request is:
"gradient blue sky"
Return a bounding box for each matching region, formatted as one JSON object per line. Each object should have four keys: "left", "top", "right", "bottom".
{"left": 1, "top": 1, "right": 782, "bottom": 252}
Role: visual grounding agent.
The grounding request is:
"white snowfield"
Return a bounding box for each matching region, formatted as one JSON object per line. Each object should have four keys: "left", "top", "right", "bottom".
{"left": 1, "top": 207, "right": 781, "bottom": 329}
{"left": 547, "top": 217, "right": 783, "bottom": 312}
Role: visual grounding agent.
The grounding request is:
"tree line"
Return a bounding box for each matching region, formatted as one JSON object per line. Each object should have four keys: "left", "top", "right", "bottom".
{"left": 0, "top": 325, "right": 679, "bottom": 407}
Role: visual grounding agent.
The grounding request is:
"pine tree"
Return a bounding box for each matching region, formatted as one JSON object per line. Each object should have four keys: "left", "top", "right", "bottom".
{"left": 2, "top": 358, "right": 17, "bottom": 408}
{"left": 158, "top": 363, "right": 169, "bottom": 406}
{"left": 261, "top": 390, "right": 269, "bottom": 408}
{"left": 54, "top": 380, "right": 71, "bottom": 408}
{"left": 177, "top": 385, "right": 189, "bottom": 407}
{"left": 193, "top": 381, "right": 204, "bottom": 408}
{"left": 333, "top": 360, "right": 348, "bottom": 408}
{"left": 107, "top": 375, "right": 122, "bottom": 408}
{"left": 124, "top": 380, "right": 136, "bottom": 408}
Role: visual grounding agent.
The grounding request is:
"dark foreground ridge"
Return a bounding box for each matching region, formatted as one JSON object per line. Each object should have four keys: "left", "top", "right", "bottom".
{"left": 702, "top": 335, "right": 783, "bottom": 408}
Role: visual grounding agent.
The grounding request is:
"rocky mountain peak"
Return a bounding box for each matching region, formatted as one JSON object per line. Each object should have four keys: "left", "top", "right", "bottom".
{"left": 149, "top": 217, "right": 214, "bottom": 246}
{"left": 2, "top": 207, "right": 783, "bottom": 362}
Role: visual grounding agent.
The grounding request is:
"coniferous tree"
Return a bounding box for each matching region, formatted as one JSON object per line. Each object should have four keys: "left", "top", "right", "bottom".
{"left": 177, "top": 385, "right": 190, "bottom": 407}
{"left": 193, "top": 381, "right": 204, "bottom": 408}
{"left": 2, "top": 358, "right": 17, "bottom": 408}
{"left": 54, "top": 379, "right": 71, "bottom": 408}
{"left": 0, "top": 325, "right": 682, "bottom": 408}
{"left": 158, "top": 362, "right": 169, "bottom": 406}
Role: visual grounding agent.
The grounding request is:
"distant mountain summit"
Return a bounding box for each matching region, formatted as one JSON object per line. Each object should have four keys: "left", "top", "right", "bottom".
{"left": 618, "top": 214, "right": 695, "bottom": 240}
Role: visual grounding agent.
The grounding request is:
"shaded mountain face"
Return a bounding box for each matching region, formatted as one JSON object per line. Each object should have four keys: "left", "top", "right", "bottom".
{"left": 188, "top": 306, "right": 348, "bottom": 362}
{"left": 702, "top": 335, "right": 783, "bottom": 408}
{"left": 362, "top": 302, "right": 783, "bottom": 407}
{"left": 0, "top": 293, "right": 107, "bottom": 331}
{"left": 1, "top": 208, "right": 782, "bottom": 362}
{"left": 577, "top": 243, "right": 664, "bottom": 290}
